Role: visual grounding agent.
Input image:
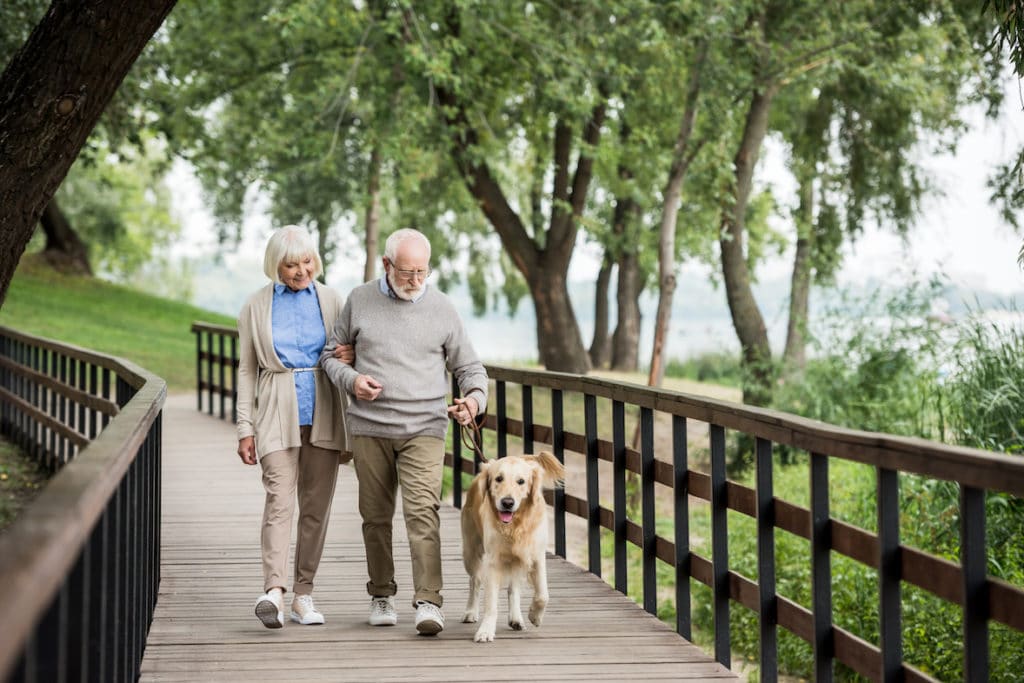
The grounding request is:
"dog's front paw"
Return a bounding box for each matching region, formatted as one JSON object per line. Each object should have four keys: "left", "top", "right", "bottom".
{"left": 528, "top": 602, "right": 546, "bottom": 627}
{"left": 462, "top": 610, "right": 478, "bottom": 623}
{"left": 508, "top": 617, "right": 524, "bottom": 630}
{"left": 473, "top": 626, "right": 495, "bottom": 643}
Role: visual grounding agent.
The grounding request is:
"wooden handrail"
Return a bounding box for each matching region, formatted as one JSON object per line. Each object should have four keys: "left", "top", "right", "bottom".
{"left": 0, "top": 326, "right": 166, "bottom": 682}
{"left": 482, "top": 365, "right": 1024, "bottom": 497}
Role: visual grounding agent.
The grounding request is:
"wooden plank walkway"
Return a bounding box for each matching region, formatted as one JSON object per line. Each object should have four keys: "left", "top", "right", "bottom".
{"left": 140, "top": 394, "right": 737, "bottom": 682}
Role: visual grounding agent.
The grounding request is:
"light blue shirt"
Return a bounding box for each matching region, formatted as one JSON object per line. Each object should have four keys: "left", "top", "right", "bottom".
{"left": 272, "top": 283, "right": 325, "bottom": 426}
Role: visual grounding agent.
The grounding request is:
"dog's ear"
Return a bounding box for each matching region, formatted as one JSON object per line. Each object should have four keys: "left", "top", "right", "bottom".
{"left": 529, "top": 451, "right": 565, "bottom": 489}
{"left": 467, "top": 460, "right": 492, "bottom": 503}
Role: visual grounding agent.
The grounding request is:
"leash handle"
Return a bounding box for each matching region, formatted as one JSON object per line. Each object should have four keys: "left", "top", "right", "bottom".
{"left": 459, "top": 418, "right": 488, "bottom": 464}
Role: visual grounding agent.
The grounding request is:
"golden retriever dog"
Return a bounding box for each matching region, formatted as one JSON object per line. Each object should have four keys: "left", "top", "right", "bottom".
{"left": 460, "top": 451, "right": 565, "bottom": 643}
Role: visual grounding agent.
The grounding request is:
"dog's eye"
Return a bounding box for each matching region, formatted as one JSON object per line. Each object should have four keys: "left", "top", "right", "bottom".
{"left": 494, "top": 475, "right": 504, "bottom": 483}
{"left": 517, "top": 478, "right": 525, "bottom": 485}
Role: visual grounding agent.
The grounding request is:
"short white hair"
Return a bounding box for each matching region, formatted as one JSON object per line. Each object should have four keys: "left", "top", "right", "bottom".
{"left": 384, "top": 228, "right": 431, "bottom": 262}
{"left": 263, "top": 225, "right": 324, "bottom": 283}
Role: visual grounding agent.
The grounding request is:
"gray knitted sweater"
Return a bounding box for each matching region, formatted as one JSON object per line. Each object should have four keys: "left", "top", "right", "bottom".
{"left": 319, "top": 280, "right": 489, "bottom": 440}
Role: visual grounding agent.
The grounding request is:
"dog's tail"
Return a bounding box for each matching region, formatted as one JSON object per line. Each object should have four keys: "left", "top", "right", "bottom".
{"left": 532, "top": 450, "right": 566, "bottom": 489}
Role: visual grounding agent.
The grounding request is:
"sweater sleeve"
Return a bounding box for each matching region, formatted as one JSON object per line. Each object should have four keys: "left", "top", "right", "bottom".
{"left": 319, "top": 295, "right": 360, "bottom": 395}
{"left": 236, "top": 299, "right": 258, "bottom": 440}
{"left": 445, "top": 309, "right": 489, "bottom": 415}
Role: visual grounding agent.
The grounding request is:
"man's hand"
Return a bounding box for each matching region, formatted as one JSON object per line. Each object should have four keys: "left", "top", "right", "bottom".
{"left": 333, "top": 343, "right": 354, "bottom": 364}
{"left": 237, "top": 436, "right": 256, "bottom": 465}
{"left": 354, "top": 374, "right": 383, "bottom": 401}
{"left": 447, "top": 396, "right": 478, "bottom": 426}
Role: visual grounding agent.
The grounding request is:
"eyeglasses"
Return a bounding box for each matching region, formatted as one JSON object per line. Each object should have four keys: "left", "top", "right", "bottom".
{"left": 393, "top": 267, "right": 431, "bottom": 281}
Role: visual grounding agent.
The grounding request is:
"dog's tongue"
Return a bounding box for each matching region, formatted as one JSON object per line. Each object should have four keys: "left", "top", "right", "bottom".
{"left": 499, "top": 511, "right": 514, "bottom": 524}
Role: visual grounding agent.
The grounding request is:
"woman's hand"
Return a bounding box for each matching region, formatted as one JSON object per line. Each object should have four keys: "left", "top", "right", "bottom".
{"left": 238, "top": 436, "right": 257, "bottom": 465}
{"left": 333, "top": 344, "right": 355, "bottom": 364}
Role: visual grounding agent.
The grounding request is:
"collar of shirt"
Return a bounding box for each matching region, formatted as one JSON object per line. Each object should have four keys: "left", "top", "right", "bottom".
{"left": 274, "top": 282, "right": 316, "bottom": 296}
{"left": 378, "top": 276, "right": 427, "bottom": 303}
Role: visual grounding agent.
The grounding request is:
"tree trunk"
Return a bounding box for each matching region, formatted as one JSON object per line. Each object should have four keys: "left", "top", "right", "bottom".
{"left": 719, "top": 83, "right": 780, "bottom": 407}
{"left": 430, "top": 11, "right": 602, "bottom": 374}
{"left": 644, "top": 42, "right": 707, "bottom": 390}
{"left": 316, "top": 224, "right": 331, "bottom": 281}
{"left": 782, "top": 176, "right": 814, "bottom": 370}
{"left": 531, "top": 265, "right": 591, "bottom": 373}
{"left": 610, "top": 188, "right": 641, "bottom": 371}
{"left": 0, "top": 0, "right": 178, "bottom": 306}
{"left": 611, "top": 250, "right": 641, "bottom": 371}
{"left": 39, "top": 199, "right": 92, "bottom": 275}
{"left": 589, "top": 254, "right": 613, "bottom": 369}
{"left": 363, "top": 145, "right": 382, "bottom": 283}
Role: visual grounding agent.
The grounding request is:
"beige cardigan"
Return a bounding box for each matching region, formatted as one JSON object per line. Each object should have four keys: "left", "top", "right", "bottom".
{"left": 236, "top": 281, "right": 348, "bottom": 459}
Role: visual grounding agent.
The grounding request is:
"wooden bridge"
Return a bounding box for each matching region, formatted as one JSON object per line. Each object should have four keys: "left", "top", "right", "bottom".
{"left": 141, "top": 392, "right": 733, "bottom": 682}
{"left": 3, "top": 323, "right": 1024, "bottom": 682}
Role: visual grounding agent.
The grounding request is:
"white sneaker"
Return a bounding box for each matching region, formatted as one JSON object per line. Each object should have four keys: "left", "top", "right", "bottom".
{"left": 290, "top": 594, "right": 325, "bottom": 625}
{"left": 414, "top": 600, "right": 444, "bottom": 635}
{"left": 368, "top": 596, "right": 397, "bottom": 626}
{"left": 255, "top": 589, "right": 284, "bottom": 629}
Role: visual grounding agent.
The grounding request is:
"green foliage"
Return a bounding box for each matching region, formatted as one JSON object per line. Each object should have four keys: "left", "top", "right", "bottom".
{"left": 0, "top": 258, "right": 234, "bottom": 391}
{"left": 946, "top": 307, "right": 1024, "bottom": 453}
{"left": 614, "top": 280, "right": 1024, "bottom": 681}
{"left": 55, "top": 135, "right": 181, "bottom": 280}
{"left": 984, "top": 0, "right": 1024, "bottom": 75}
{"left": 663, "top": 352, "right": 743, "bottom": 387}
{"left": 0, "top": 0, "right": 45, "bottom": 61}
{"left": 774, "top": 279, "right": 948, "bottom": 442}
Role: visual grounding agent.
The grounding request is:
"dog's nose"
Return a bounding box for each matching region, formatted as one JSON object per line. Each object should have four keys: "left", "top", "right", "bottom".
{"left": 500, "top": 497, "right": 515, "bottom": 510}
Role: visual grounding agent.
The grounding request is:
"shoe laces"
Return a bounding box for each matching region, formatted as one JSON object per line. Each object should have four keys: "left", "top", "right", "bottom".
{"left": 371, "top": 597, "right": 393, "bottom": 614}
{"left": 416, "top": 600, "right": 442, "bottom": 618}
{"left": 296, "top": 594, "right": 316, "bottom": 611}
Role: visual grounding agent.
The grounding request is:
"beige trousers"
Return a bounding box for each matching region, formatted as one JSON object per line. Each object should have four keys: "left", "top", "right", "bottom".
{"left": 260, "top": 425, "right": 339, "bottom": 595}
{"left": 352, "top": 435, "right": 445, "bottom": 607}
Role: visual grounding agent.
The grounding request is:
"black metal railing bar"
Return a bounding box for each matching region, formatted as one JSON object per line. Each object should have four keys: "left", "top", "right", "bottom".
{"left": 0, "top": 326, "right": 165, "bottom": 683}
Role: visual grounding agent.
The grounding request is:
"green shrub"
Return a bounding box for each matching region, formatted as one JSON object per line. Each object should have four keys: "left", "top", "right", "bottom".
{"left": 773, "top": 279, "right": 947, "bottom": 442}
{"left": 650, "top": 282, "right": 1024, "bottom": 681}
{"left": 946, "top": 308, "right": 1024, "bottom": 454}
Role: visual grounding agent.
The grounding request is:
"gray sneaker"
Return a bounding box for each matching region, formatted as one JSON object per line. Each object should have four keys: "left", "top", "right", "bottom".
{"left": 414, "top": 600, "right": 444, "bottom": 635}
{"left": 368, "top": 596, "right": 397, "bottom": 626}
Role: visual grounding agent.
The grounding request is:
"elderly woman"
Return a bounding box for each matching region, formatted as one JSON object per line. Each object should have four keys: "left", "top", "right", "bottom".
{"left": 236, "top": 225, "right": 350, "bottom": 629}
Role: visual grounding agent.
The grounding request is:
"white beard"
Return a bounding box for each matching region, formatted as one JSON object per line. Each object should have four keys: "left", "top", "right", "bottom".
{"left": 387, "top": 272, "right": 423, "bottom": 301}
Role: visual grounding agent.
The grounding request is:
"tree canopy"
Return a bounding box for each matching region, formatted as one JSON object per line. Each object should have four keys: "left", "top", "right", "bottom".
{"left": 2, "top": 0, "right": 1018, "bottom": 378}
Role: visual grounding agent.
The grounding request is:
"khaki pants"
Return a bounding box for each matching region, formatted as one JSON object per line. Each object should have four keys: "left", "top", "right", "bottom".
{"left": 260, "top": 425, "right": 339, "bottom": 595}
{"left": 352, "top": 435, "right": 444, "bottom": 607}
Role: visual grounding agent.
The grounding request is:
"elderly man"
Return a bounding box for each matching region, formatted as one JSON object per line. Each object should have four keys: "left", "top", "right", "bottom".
{"left": 320, "top": 227, "right": 488, "bottom": 636}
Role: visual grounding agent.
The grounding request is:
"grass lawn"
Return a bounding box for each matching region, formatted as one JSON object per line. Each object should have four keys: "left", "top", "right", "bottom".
{"left": 0, "top": 255, "right": 235, "bottom": 391}
{"left": 0, "top": 435, "right": 47, "bottom": 533}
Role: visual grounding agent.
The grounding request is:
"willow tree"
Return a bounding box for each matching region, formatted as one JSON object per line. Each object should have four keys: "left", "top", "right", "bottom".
{"left": 714, "top": 1, "right": 1002, "bottom": 405}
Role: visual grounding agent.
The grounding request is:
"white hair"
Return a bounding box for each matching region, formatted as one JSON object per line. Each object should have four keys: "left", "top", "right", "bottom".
{"left": 384, "top": 228, "right": 431, "bottom": 262}
{"left": 263, "top": 225, "right": 324, "bottom": 283}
